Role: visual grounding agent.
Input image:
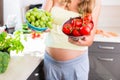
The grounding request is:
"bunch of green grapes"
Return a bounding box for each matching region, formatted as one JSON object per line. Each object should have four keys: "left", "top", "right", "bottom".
{"left": 26, "top": 7, "right": 53, "bottom": 29}
{"left": 0, "top": 52, "right": 10, "bottom": 73}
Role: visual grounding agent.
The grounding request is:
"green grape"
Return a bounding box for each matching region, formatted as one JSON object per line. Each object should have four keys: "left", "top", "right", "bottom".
{"left": 26, "top": 17, "right": 31, "bottom": 22}
{"left": 46, "top": 22, "right": 52, "bottom": 29}
{"left": 29, "top": 11, "right": 33, "bottom": 16}
{"left": 32, "top": 12, "right": 36, "bottom": 17}
{"left": 30, "top": 15, "right": 35, "bottom": 22}
{"left": 36, "top": 14, "right": 41, "bottom": 19}
{"left": 41, "top": 24, "right": 46, "bottom": 28}
{"left": 32, "top": 7, "right": 38, "bottom": 12}
{"left": 26, "top": 12, "right": 30, "bottom": 18}
{"left": 26, "top": 7, "right": 53, "bottom": 29}
{"left": 31, "top": 22, "right": 35, "bottom": 26}
{"left": 39, "top": 21, "right": 44, "bottom": 27}
{"left": 41, "top": 17, "right": 46, "bottom": 21}
{"left": 45, "top": 11, "right": 51, "bottom": 17}
{"left": 48, "top": 17, "right": 53, "bottom": 22}
{"left": 35, "top": 21, "right": 39, "bottom": 27}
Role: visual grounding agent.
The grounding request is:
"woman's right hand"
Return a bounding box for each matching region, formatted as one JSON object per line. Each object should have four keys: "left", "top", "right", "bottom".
{"left": 44, "top": 28, "right": 51, "bottom": 32}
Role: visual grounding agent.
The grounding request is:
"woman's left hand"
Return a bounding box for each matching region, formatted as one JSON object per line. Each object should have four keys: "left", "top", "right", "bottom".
{"left": 68, "top": 35, "right": 94, "bottom": 46}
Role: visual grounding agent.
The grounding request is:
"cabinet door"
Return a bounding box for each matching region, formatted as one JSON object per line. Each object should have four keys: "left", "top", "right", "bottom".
{"left": 88, "top": 53, "right": 120, "bottom": 80}
{"left": 89, "top": 42, "right": 120, "bottom": 54}
{"left": 27, "top": 60, "right": 45, "bottom": 80}
{"left": 27, "top": 64, "right": 40, "bottom": 80}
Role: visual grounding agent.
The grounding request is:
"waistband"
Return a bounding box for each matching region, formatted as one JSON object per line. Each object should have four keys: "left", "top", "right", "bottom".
{"left": 44, "top": 51, "right": 88, "bottom": 67}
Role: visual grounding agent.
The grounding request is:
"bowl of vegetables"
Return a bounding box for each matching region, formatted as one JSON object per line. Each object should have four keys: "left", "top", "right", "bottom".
{"left": 25, "top": 7, "right": 53, "bottom": 32}
{"left": 62, "top": 14, "right": 94, "bottom": 41}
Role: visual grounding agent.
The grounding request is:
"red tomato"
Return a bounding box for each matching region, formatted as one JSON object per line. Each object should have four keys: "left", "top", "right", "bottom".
{"left": 71, "top": 19, "right": 76, "bottom": 27}
{"left": 71, "top": 18, "right": 83, "bottom": 27}
{"left": 83, "top": 14, "right": 92, "bottom": 22}
{"left": 75, "top": 19, "right": 83, "bottom": 27}
{"left": 75, "top": 26, "right": 81, "bottom": 30}
{"left": 36, "top": 33, "right": 40, "bottom": 37}
{"left": 72, "top": 29, "right": 81, "bottom": 36}
{"left": 83, "top": 21, "right": 94, "bottom": 30}
{"left": 62, "top": 23, "right": 73, "bottom": 35}
{"left": 87, "top": 22, "right": 94, "bottom": 30}
{"left": 31, "top": 32, "right": 36, "bottom": 39}
{"left": 80, "top": 26, "right": 91, "bottom": 35}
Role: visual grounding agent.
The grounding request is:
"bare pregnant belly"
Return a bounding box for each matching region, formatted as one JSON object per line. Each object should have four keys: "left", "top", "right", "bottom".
{"left": 46, "top": 47, "right": 87, "bottom": 61}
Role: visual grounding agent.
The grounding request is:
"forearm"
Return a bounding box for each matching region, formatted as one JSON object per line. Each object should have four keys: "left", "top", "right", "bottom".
{"left": 81, "top": 0, "right": 102, "bottom": 46}
{"left": 68, "top": 0, "right": 101, "bottom": 46}
{"left": 42, "top": 0, "right": 53, "bottom": 12}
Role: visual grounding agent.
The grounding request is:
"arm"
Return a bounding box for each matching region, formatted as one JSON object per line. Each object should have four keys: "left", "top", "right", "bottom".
{"left": 41, "top": 0, "right": 54, "bottom": 32}
{"left": 69, "top": 0, "right": 101, "bottom": 46}
{"left": 42, "top": 0, "right": 53, "bottom": 12}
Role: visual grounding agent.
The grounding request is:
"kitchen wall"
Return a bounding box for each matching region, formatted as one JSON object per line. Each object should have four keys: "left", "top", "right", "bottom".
{"left": 101, "top": 0, "right": 120, "bottom": 5}
{"left": 98, "top": 6, "right": 120, "bottom": 27}
{"left": 97, "top": 0, "right": 120, "bottom": 33}
{"left": 3, "top": 0, "right": 44, "bottom": 30}
{"left": 4, "top": 0, "right": 22, "bottom": 29}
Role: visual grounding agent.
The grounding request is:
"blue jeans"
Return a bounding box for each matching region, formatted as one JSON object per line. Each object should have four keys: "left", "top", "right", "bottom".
{"left": 43, "top": 51, "right": 89, "bottom": 80}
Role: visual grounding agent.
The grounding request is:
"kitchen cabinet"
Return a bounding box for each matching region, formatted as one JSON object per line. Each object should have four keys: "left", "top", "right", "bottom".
{"left": 27, "top": 60, "right": 44, "bottom": 80}
{"left": 88, "top": 41, "right": 120, "bottom": 80}
{"left": 27, "top": 62, "right": 41, "bottom": 80}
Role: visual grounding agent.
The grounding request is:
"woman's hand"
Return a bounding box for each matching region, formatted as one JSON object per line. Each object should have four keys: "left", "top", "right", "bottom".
{"left": 44, "top": 28, "right": 51, "bottom": 32}
{"left": 68, "top": 35, "right": 94, "bottom": 46}
{"left": 69, "top": 0, "right": 102, "bottom": 47}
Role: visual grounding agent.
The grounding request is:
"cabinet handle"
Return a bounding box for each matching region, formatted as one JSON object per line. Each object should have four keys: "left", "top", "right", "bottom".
{"left": 97, "top": 57, "right": 114, "bottom": 62}
{"left": 98, "top": 45, "right": 115, "bottom": 50}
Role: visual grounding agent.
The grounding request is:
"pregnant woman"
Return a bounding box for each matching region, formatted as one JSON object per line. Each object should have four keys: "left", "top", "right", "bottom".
{"left": 42, "top": 0, "right": 101, "bottom": 80}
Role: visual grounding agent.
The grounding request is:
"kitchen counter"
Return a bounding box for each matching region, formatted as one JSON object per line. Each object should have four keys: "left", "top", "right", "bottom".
{"left": 0, "top": 35, "right": 45, "bottom": 80}
{"left": 94, "top": 34, "right": 120, "bottom": 42}
{"left": 0, "top": 54, "right": 44, "bottom": 80}
{"left": 94, "top": 27, "right": 120, "bottom": 42}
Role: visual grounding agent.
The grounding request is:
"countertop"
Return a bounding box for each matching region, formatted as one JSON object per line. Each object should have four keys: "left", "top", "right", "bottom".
{"left": 0, "top": 35, "right": 45, "bottom": 80}
{"left": 0, "top": 54, "right": 43, "bottom": 80}
{"left": 94, "top": 28, "right": 120, "bottom": 42}
{"left": 94, "top": 34, "right": 120, "bottom": 42}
